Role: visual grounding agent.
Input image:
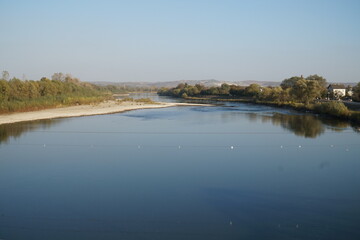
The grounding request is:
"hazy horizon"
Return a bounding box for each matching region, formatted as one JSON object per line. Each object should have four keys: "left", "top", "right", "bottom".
{"left": 1, "top": 0, "right": 359, "bottom": 83}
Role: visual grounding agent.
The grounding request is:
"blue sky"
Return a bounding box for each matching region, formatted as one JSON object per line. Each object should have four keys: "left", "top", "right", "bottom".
{"left": 1, "top": 0, "right": 359, "bottom": 83}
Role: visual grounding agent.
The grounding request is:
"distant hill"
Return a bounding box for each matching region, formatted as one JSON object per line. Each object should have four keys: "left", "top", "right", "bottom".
{"left": 333, "top": 82, "right": 358, "bottom": 87}
{"left": 93, "top": 79, "right": 357, "bottom": 88}
{"left": 93, "top": 79, "right": 281, "bottom": 88}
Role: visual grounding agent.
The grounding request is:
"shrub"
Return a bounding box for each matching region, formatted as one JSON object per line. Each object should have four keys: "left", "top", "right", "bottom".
{"left": 181, "top": 93, "right": 188, "bottom": 98}
{"left": 134, "top": 98, "right": 155, "bottom": 104}
{"left": 118, "top": 97, "right": 155, "bottom": 104}
{"left": 314, "top": 102, "right": 350, "bottom": 118}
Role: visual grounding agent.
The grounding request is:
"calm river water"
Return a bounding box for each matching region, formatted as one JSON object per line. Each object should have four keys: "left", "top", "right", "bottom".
{"left": 1, "top": 97, "right": 360, "bottom": 239}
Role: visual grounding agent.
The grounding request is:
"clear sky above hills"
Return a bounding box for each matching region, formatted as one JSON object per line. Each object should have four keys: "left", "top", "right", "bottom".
{"left": 1, "top": 0, "right": 359, "bottom": 83}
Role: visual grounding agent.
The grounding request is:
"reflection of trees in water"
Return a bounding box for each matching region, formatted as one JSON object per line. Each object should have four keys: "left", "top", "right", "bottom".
{"left": 320, "top": 118, "right": 350, "bottom": 132}
{"left": 269, "top": 113, "right": 325, "bottom": 138}
{"left": 221, "top": 109, "right": 356, "bottom": 138}
{"left": 0, "top": 119, "right": 62, "bottom": 144}
{"left": 351, "top": 125, "right": 360, "bottom": 133}
{"left": 247, "top": 113, "right": 353, "bottom": 138}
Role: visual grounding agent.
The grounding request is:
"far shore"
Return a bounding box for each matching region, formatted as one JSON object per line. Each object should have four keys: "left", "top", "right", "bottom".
{"left": 0, "top": 100, "right": 208, "bottom": 125}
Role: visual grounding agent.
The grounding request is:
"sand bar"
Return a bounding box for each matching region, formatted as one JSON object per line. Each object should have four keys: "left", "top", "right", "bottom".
{"left": 0, "top": 100, "right": 208, "bottom": 125}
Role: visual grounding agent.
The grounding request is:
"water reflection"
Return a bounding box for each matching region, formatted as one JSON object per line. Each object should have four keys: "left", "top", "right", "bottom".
{"left": 1, "top": 102, "right": 360, "bottom": 240}
{"left": 207, "top": 103, "right": 355, "bottom": 138}
{"left": 352, "top": 126, "right": 360, "bottom": 133}
{"left": 263, "top": 113, "right": 325, "bottom": 138}
{"left": 246, "top": 112, "right": 356, "bottom": 138}
{"left": 0, "top": 119, "right": 62, "bottom": 144}
{"left": 0, "top": 104, "right": 358, "bottom": 144}
{"left": 320, "top": 118, "right": 352, "bottom": 131}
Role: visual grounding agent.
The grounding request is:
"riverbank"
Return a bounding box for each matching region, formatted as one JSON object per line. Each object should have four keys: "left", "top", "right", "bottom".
{"left": 0, "top": 100, "right": 207, "bottom": 125}
{"left": 184, "top": 96, "right": 360, "bottom": 124}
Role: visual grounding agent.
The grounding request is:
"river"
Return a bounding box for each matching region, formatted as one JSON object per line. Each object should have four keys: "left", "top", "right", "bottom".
{"left": 0, "top": 95, "right": 359, "bottom": 239}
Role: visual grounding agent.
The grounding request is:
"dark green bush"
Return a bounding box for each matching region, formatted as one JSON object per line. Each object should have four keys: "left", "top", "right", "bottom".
{"left": 314, "top": 102, "right": 350, "bottom": 118}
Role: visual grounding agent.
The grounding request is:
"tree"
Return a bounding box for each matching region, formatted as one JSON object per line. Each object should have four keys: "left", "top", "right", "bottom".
{"left": 291, "top": 79, "right": 322, "bottom": 104}
{"left": 173, "top": 88, "right": 181, "bottom": 96}
{"left": 219, "top": 83, "right": 230, "bottom": 95}
{"left": 26, "top": 81, "right": 40, "bottom": 99}
{"left": 181, "top": 92, "right": 188, "bottom": 98}
{"left": 259, "top": 87, "right": 272, "bottom": 100}
{"left": 0, "top": 80, "right": 10, "bottom": 101}
{"left": 346, "top": 85, "right": 353, "bottom": 97}
{"left": 270, "top": 87, "right": 285, "bottom": 102}
{"left": 195, "top": 84, "right": 205, "bottom": 93}
{"left": 352, "top": 82, "right": 360, "bottom": 102}
{"left": 51, "top": 72, "right": 65, "bottom": 82}
{"left": 229, "top": 85, "right": 245, "bottom": 96}
{"left": 1, "top": 71, "right": 10, "bottom": 81}
{"left": 176, "top": 83, "right": 186, "bottom": 90}
{"left": 280, "top": 76, "right": 303, "bottom": 89}
{"left": 244, "top": 84, "right": 261, "bottom": 97}
{"left": 64, "top": 73, "right": 80, "bottom": 84}
{"left": 207, "top": 87, "right": 220, "bottom": 95}
{"left": 306, "top": 80, "right": 322, "bottom": 102}
{"left": 306, "top": 74, "right": 327, "bottom": 98}
{"left": 39, "top": 77, "right": 57, "bottom": 96}
{"left": 8, "top": 78, "right": 26, "bottom": 100}
{"left": 185, "top": 85, "right": 200, "bottom": 96}
{"left": 306, "top": 74, "right": 327, "bottom": 87}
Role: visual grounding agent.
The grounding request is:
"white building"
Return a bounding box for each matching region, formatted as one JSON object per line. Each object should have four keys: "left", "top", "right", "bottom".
{"left": 327, "top": 84, "right": 346, "bottom": 99}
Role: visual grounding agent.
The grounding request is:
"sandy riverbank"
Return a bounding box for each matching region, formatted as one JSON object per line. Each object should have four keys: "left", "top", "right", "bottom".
{"left": 0, "top": 100, "right": 207, "bottom": 125}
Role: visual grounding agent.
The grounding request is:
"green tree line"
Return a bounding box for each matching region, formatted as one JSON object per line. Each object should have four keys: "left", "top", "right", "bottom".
{"left": 101, "top": 84, "right": 157, "bottom": 94}
{"left": 0, "top": 71, "right": 110, "bottom": 113}
{"left": 158, "top": 74, "right": 360, "bottom": 104}
{"left": 158, "top": 75, "right": 331, "bottom": 104}
{"left": 158, "top": 75, "right": 360, "bottom": 122}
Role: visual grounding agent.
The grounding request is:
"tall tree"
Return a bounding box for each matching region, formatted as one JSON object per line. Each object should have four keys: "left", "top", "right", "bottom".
{"left": 0, "top": 80, "right": 10, "bottom": 101}
{"left": 8, "top": 78, "right": 26, "bottom": 100}
{"left": 26, "top": 81, "right": 40, "bottom": 99}
{"left": 245, "top": 84, "right": 261, "bottom": 97}
{"left": 219, "top": 83, "right": 230, "bottom": 95}
{"left": 51, "top": 72, "right": 65, "bottom": 82}
{"left": 306, "top": 74, "right": 327, "bottom": 87}
{"left": 280, "top": 76, "right": 303, "bottom": 89}
{"left": 291, "top": 79, "right": 322, "bottom": 104}
{"left": 1, "top": 71, "right": 10, "bottom": 81}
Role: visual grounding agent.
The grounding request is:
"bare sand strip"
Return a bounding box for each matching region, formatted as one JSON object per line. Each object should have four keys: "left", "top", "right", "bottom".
{"left": 0, "top": 101, "right": 208, "bottom": 125}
